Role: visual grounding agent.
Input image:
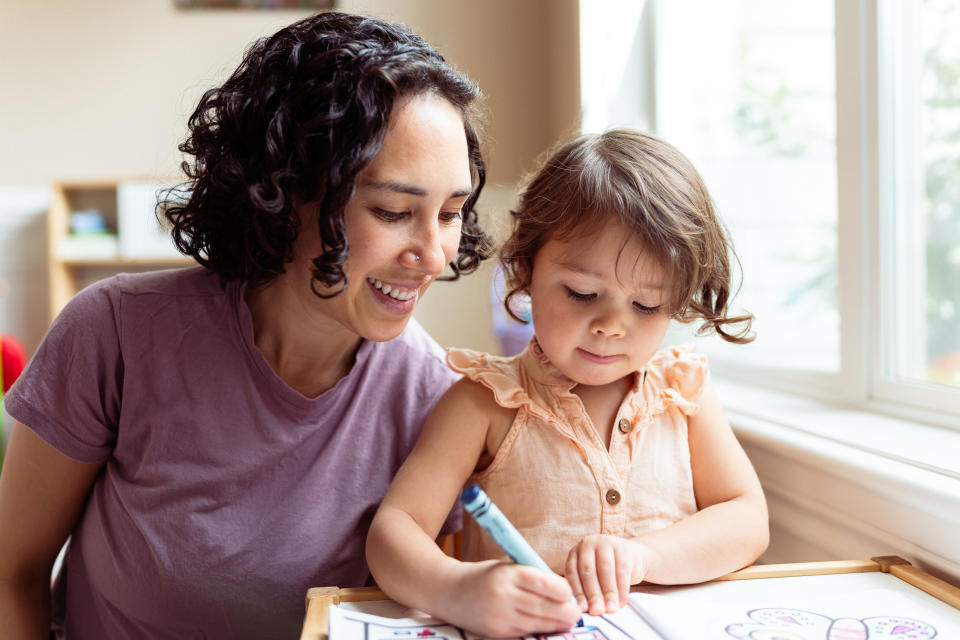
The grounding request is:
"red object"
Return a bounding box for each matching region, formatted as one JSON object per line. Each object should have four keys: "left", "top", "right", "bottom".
{"left": 1, "top": 333, "right": 27, "bottom": 392}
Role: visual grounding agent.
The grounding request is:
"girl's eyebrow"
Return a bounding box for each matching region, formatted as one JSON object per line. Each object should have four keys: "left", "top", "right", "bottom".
{"left": 557, "top": 260, "right": 664, "bottom": 291}
{"left": 557, "top": 261, "right": 603, "bottom": 279}
{"left": 362, "top": 180, "right": 473, "bottom": 199}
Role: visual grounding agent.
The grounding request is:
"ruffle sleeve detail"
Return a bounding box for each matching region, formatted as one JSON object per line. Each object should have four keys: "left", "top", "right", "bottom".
{"left": 446, "top": 348, "right": 574, "bottom": 432}
{"left": 447, "top": 348, "right": 537, "bottom": 411}
{"left": 628, "top": 344, "right": 708, "bottom": 426}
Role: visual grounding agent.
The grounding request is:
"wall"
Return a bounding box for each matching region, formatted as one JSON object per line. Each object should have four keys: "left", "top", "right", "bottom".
{"left": 735, "top": 416, "right": 960, "bottom": 585}
{"left": 0, "top": 0, "right": 581, "bottom": 356}
{"left": 340, "top": 0, "right": 581, "bottom": 185}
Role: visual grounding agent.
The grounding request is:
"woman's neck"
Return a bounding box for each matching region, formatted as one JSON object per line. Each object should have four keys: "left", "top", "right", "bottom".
{"left": 244, "top": 279, "right": 363, "bottom": 398}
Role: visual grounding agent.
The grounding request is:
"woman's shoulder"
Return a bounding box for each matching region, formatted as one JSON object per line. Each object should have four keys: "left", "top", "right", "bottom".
{"left": 363, "top": 319, "right": 458, "bottom": 390}
{"left": 43, "top": 267, "right": 230, "bottom": 354}
{"left": 390, "top": 318, "right": 448, "bottom": 362}
{"left": 112, "top": 265, "right": 225, "bottom": 299}
{"left": 65, "top": 266, "right": 220, "bottom": 311}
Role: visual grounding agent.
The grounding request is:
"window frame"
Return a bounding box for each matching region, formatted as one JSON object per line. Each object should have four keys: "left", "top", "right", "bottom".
{"left": 871, "top": 0, "right": 960, "bottom": 419}
{"left": 580, "top": 0, "right": 960, "bottom": 429}
{"left": 579, "top": 0, "right": 960, "bottom": 582}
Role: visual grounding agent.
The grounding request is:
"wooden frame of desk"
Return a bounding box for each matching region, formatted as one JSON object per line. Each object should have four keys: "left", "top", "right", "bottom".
{"left": 299, "top": 556, "right": 960, "bottom": 640}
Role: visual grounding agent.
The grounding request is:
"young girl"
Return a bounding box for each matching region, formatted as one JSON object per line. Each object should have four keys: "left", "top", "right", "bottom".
{"left": 366, "top": 129, "right": 769, "bottom": 638}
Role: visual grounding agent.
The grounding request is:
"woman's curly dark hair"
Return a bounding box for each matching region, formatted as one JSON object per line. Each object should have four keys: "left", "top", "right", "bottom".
{"left": 161, "top": 11, "right": 491, "bottom": 293}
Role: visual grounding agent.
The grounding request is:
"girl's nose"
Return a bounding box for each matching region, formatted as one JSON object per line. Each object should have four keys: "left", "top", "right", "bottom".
{"left": 590, "top": 310, "right": 626, "bottom": 339}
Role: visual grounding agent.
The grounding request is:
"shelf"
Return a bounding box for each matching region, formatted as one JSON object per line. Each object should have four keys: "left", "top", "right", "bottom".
{"left": 58, "top": 256, "right": 192, "bottom": 268}
{"left": 47, "top": 180, "right": 193, "bottom": 323}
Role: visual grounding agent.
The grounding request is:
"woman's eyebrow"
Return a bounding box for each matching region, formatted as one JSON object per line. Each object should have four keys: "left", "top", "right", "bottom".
{"left": 363, "top": 180, "right": 472, "bottom": 199}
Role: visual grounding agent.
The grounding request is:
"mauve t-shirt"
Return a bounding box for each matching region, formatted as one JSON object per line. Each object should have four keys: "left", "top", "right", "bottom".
{"left": 5, "top": 267, "right": 460, "bottom": 639}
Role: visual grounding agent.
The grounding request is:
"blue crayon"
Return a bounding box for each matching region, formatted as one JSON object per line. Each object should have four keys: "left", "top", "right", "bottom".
{"left": 459, "top": 484, "right": 584, "bottom": 627}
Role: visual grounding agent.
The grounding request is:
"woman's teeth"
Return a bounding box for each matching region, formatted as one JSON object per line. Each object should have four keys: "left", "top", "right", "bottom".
{"left": 368, "top": 278, "right": 416, "bottom": 301}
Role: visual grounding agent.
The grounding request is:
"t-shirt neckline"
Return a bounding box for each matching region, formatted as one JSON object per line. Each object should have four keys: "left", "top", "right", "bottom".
{"left": 229, "top": 279, "right": 374, "bottom": 410}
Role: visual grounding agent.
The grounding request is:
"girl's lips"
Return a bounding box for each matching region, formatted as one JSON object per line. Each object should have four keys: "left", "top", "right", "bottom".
{"left": 577, "top": 348, "right": 624, "bottom": 364}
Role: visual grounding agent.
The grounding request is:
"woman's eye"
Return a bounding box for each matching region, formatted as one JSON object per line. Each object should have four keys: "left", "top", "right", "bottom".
{"left": 564, "top": 287, "right": 596, "bottom": 302}
{"left": 439, "top": 210, "right": 462, "bottom": 224}
{"left": 633, "top": 301, "right": 661, "bottom": 315}
{"left": 373, "top": 208, "right": 408, "bottom": 222}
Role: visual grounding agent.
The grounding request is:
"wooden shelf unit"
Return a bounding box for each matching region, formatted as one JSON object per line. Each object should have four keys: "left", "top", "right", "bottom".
{"left": 47, "top": 180, "right": 193, "bottom": 323}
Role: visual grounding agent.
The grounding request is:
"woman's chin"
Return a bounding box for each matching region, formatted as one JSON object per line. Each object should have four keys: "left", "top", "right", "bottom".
{"left": 361, "top": 317, "right": 413, "bottom": 343}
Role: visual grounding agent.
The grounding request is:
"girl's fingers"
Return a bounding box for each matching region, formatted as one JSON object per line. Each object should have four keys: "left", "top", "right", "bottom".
{"left": 576, "top": 548, "right": 605, "bottom": 615}
{"left": 593, "top": 544, "right": 619, "bottom": 612}
{"left": 513, "top": 574, "right": 581, "bottom": 631}
{"left": 564, "top": 550, "right": 588, "bottom": 611}
{"left": 515, "top": 565, "right": 573, "bottom": 603}
{"left": 513, "top": 595, "right": 581, "bottom": 631}
{"left": 616, "top": 548, "right": 632, "bottom": 607}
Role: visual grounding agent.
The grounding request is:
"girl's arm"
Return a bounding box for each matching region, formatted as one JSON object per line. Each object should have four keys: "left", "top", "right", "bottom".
{"left": 0, "top": 422, "right": 104, "bottom": 638}
{"left": 565, "top": 381, "right": 768, "bottom": 614}
{"left": 366, "top": 378, "right": 580, "bottom": 637}
{"left": 633, "top": 380, "right": 769, "bottom": 583}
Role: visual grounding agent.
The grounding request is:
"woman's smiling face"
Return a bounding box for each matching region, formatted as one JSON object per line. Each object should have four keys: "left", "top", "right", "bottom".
{"left": 290, "top": 92, "right": 474, "bottom": 342}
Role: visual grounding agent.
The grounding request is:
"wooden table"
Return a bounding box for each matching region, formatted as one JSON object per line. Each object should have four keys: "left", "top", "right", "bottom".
{"left": 300, "top": 556, "right": 960, "bottom": 640}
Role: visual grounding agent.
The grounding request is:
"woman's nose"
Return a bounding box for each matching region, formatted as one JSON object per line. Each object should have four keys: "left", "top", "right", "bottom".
{"left": 399, "top": 223, "right": 450, "bottom": 274}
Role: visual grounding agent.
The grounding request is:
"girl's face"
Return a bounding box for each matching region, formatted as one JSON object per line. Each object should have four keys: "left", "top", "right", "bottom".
{"left": 528, "top": 222, "right": 672, "bottom": 387}
{"left": 290, "top": 93, "right": 473, "bottom": 342}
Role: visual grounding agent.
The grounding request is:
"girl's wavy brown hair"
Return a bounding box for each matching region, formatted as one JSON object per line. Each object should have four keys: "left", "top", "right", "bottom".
{"left": 502, "top": 129, "right": 754, "bottom": 344}
{"left": 161, "top": 11, "right": 491, "bottom": 294}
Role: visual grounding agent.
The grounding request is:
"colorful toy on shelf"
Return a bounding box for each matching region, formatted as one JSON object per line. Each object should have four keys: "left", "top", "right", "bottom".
{"left": 1, "top": 333, "right": 27, "bottom": 460}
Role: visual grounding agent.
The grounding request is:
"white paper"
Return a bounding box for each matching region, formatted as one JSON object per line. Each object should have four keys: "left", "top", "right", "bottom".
{"left": 328, "top": 603, "right": 661, "bottom": 640}
{"left": 628, "top": 588, "right": 959, "bottom": 639}
{"left": 327, "top": 581, "right": 960, "bottom": 640}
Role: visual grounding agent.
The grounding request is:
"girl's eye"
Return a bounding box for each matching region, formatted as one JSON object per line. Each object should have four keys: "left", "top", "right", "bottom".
{"left": 565, "top": 287, "right": 596, "bottom": 302}
{"left": 439, "top": 210, "right": 462, "bottom": 224}
{"left": 633, "top": 301, "right": 661, "bottom": 315}
{"left": 373, "top": 208, "right": 408, "bottom": 222}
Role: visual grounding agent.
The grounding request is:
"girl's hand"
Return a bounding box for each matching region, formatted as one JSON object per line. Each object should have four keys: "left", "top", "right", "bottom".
{"left": 441, "top": 559, "right": 582, "bottom": 638}
{"left": 564, "top": 535, "right": 647, "bottom": 615}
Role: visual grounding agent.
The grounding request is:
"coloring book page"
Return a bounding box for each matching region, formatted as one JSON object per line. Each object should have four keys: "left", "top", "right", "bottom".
{"left": 628, "top": 588, "right": 960, "bottom": 639}
{"left": 327, "top": 573, "right": 960, "bottom": 640}
{"left": 328, "top": 600, "right": 662, "bottom": 640}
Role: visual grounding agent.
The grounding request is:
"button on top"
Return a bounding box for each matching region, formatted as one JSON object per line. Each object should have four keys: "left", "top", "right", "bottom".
{"left": 605, "top": 489, "right": 621, "bottom": 505}
{"left": 617, "top": 418, "right": 631, "bottom": 434}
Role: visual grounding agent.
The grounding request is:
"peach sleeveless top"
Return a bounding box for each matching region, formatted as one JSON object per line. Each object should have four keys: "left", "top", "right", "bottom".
{"left": 447, "top": 339, "right": 707, "bottom": 574}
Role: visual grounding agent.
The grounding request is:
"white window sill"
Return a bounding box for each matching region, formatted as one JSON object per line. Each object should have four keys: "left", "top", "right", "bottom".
{"left": 713, "top": 377, "right": 960, "bottom": 585}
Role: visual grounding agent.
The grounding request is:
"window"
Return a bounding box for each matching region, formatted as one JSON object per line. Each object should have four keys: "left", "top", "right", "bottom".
{"left": 876, "top": 0, "right": 960, "bottom": 413}
{"left": 580, "top": 0, "right": 960, "bottom": 424}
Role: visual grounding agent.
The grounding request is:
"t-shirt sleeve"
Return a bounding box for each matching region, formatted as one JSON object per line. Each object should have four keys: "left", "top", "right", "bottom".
{"left": 4, "top": 278, "right": 124, "bottom": 463}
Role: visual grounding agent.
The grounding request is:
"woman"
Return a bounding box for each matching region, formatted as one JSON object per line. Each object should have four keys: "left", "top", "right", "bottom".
{"left": 0, "top": 11, "right": 490, "bottom": 639}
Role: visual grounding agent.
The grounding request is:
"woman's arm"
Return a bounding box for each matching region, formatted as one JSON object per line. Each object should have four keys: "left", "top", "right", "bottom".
{"left": 366, "top": 378, "right": 580, "bottom": 637}
{"left": 0, "top": 422, "right": 104, "bottom": 639}
{"left": 631, "top": 380, "right": 769, "bottom": 583}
